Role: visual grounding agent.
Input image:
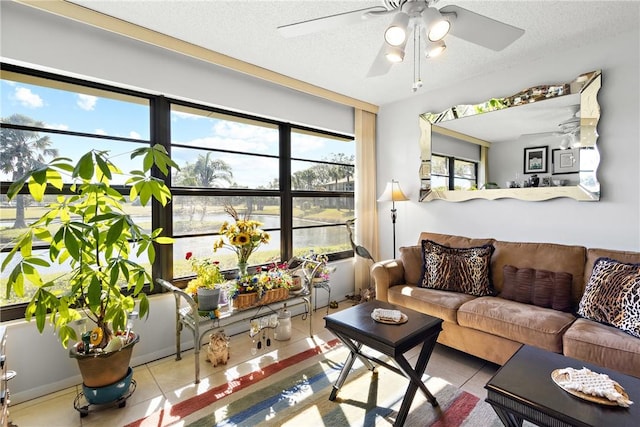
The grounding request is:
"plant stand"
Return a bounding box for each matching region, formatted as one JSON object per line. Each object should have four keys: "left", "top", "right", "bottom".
{"left": 73, "top": 378, "right": 136, "bottom": 418}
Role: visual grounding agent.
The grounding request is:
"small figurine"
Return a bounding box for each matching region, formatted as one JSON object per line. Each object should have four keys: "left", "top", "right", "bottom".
{"left": 531, "top": 174, "right": 540, "bottom": 187}
{"left": 206, "top": 330, "right": 230, "bottom": 367}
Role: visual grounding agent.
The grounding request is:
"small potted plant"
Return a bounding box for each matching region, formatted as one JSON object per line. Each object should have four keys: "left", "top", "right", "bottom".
{"left": 2, "top": 144, "right": 177, "bottom": 391}
{"left": 184, "top": 252, "right": 226, "bottom": 312}
{"left": 302, "top": 250, "right": 335, "bottom": 284}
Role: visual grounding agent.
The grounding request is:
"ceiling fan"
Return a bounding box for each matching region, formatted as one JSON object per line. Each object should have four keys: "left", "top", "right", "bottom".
{"left": 278, "top": 0, "right": 525, "bottom": 79}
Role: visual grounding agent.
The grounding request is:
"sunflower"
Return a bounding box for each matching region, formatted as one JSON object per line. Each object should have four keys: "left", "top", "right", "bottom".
{"left": 233, "top": 232, "right": 251, "bottom": 246}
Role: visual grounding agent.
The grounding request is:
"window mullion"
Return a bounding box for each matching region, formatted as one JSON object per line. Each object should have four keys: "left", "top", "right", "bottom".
{"left": 151, "top": 95, "right": 173, "bottom": 283}
{"left": 280, "top": 124, "right": 293, "bottom": 261}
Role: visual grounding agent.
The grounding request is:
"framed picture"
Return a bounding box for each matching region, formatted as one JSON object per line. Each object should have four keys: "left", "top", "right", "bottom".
{"left": 552, "top": 148, "right": 580, "bottom": 174}
{"left": 523, "top": 146, "right": 548, "bottom": 174}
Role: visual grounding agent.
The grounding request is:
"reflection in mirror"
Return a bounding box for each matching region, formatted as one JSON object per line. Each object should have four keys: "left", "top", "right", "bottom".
{"left": 419, "top": 70, "right": 601, "bottom": 202}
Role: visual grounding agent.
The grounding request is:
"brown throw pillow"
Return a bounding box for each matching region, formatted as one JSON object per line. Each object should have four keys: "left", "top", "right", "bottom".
{"left": 578, "top": 257, "right": 640, "bottom": 338}
{"left": 399, "top": 245, "right": 422, "bottom": 285}
{"left": 501, "top": 265, "right": 573, "bottom": 312}
{"left": 420, "top": 239, "right": 494, "bottom": 296}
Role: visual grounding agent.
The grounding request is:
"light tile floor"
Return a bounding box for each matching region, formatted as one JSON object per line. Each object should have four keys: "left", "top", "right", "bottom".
{"left": 8, "top": 302, "right": 499, "bottom": 427}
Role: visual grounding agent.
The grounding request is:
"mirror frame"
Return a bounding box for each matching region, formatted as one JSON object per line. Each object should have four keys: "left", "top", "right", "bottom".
{"left": 419, "top": 70, "right": 601, "bottom": 202}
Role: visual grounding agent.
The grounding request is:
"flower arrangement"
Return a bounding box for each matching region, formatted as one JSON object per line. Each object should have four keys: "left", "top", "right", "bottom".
{"left": 303, "top": 250, "right": 335, "bottom": 281}
{"left": 227, "top": 262, "right": 293, "bottom": 300}
{"left": 184, "top": 252, "right": 225, "bottom": 296}
{"left": 213, "top": 205, "right": 270, "bottom": 268}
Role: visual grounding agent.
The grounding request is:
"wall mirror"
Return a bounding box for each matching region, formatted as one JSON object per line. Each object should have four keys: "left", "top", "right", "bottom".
{"left": 419, "top": 70, "right": 601, "bottom": 202}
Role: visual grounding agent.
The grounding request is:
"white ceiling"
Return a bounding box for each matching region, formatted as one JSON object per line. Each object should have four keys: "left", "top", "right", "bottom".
{"left": 69, "top": 0, "right": 639, "bottom": 107}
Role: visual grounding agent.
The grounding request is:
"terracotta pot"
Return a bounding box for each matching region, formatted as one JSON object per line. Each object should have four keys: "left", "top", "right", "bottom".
{"left": 69, "top": 332, "right": 139, "bottom": 388}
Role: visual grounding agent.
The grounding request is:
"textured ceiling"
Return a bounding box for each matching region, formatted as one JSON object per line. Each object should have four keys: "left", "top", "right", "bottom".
{"left": 69, "top": 0, "right": 639, "bottom": 107}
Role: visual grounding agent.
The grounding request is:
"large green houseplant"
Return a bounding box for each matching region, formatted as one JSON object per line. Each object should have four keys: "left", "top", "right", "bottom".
{"left": 2, "top": 144, "right": 177, "bottom": 386}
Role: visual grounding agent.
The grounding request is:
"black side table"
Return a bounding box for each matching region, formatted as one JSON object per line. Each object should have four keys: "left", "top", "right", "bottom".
{"left": 324, "top": 300, "right": 443, "bottom": 426}
{"left": 486, "top": 345, "right": 640, "bottom": 427}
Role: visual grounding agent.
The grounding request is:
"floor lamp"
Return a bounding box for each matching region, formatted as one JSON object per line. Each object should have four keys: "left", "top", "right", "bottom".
{"left": 377, "top": 179, "right": 409, "bottom": 258}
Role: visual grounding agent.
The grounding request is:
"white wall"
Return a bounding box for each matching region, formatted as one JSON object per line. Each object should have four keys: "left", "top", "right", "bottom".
{"left": 0, "top": 2, "right": 356, "bottom": 403}
{"left": 0, "top": 1, "right": 354, "bottom": 135}
{"left": 376, "top": 27, "right": 640, "bottom": 260}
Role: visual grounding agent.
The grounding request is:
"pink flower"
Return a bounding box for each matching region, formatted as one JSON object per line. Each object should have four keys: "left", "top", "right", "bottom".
{"left": 185, "top": 252, "right": 193, "bottom": 260}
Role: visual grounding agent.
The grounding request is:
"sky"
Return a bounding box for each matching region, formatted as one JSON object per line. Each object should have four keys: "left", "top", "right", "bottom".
{"left": 1, "top": 78, "right": 354, "bottom": 187}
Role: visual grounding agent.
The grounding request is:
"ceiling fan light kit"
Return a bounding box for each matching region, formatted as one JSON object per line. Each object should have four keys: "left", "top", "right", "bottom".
{"left": 278, "top": 0, "right": 525, "bottom": 91}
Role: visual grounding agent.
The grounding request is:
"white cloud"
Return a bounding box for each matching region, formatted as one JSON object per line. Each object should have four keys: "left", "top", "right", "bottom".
{"left": 177, "top": 136, "right": 271, "bottom": 154}
{"left": 129, "top": 131, "right": 141, "bottom": 139}
{"left": 77, "top": 94, "right": 97, "bottom": 111}
{"left": 14, "top": 87, "right": 43, "bottom": 108}
{"left": 95, "top": 129, "right": 108, "bottom": 136}
{"left": 47, "top": 123, "right": 69, "bottom": 131}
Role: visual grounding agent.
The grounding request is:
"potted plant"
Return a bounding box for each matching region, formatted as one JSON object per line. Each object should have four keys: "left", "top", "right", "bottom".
{"left": 184, "top": 252, "right": 226, "bottom": 312}
{"left": 2, "top": 144, "right": 177, "bottom": 390}
{"left": 302, "top": 250, "right": 335, "bottom": 284}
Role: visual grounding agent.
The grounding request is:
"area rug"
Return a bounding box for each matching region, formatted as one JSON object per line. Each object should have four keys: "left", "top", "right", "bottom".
{"left": 127, "top": 340, "right": 501, "bottom": 427}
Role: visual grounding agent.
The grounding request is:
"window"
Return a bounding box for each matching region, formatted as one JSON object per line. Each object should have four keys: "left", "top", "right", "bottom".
{"left": 1, "top": 65, "right": 152, "bottom": 316}
{"left": 1, "top": 64, "right": 355, "bottom": 319}
{"left": 431, "top": 154, "right": 477, "bottom": 190}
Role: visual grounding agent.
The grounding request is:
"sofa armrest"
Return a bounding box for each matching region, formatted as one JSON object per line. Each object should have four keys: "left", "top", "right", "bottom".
{"left": 371, "top": 259, "right": 406, "bottom": 302}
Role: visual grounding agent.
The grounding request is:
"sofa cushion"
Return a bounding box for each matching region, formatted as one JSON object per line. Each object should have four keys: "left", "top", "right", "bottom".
{"left": 491, "top": 240, "right": 586, "bottom": 306}
{"left": 388, "top": 285, "right": 476, "bottom": 323}
{"left": 457, "top": 297, "right": 576, "bottom": 353}
{"left": 417, "top": 232, "right": 495, "bottom": 249}
{"left": 563, "top": 318, "right": 640, "bottom": 378}
{"left": 501, "top": 265, "right": 573, "bottom": 312}
{"left": 420, "top": 240, "right": 495, "bottom": 296}
{"left": 584, "top": 248, "right": 640, "bottom": 294}
{"left": 578, "top": 257, "right": 640, "bottom": 338}
{"left": 399, "top": 245, "right": 422, "bottom": 285}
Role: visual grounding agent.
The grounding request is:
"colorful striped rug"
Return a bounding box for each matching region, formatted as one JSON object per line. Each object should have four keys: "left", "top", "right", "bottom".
{"left": 128, "top": 340, "right": 501, "bottom": 426}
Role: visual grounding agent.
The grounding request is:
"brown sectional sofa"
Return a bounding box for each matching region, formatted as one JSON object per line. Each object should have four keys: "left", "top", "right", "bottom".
{"left": 371, "top": 231, "right": 640, "bottom": 378}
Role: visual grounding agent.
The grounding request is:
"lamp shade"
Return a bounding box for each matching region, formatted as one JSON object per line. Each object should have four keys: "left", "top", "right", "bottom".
{"left": 377, "top": 180, "right": 409, "bottom": 202}
{"left": 385, "top": 43, "right": 406, "bottom": 63}
{"left": 384, "top": 12, "right": 410, "bottom": 46}
{"left": 422, "top": 7, "right": 450, "bottom": 42}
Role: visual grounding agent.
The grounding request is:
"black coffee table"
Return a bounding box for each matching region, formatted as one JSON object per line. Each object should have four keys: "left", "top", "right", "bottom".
{"left": 485, "top": 345, "right": 640, "bottom": 427}
{"left": 324, "top": 300, "right": 443, "bottom": 427}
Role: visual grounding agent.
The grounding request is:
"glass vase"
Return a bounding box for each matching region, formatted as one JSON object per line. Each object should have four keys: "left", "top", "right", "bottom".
{"left": 237, "top": 261, "right": 248, "bottom": 277}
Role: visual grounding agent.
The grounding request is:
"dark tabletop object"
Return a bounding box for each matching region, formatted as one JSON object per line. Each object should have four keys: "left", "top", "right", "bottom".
{"left": 485, "top": 344, "right": 640, "bottom": 427}
{"left": 325, "top": 300, "right": 443, "bottom": 426}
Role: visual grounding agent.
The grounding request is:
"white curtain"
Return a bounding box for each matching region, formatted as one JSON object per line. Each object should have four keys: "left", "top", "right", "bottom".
{"left": 354, "top": 109, "right": 379, "bottom": 293}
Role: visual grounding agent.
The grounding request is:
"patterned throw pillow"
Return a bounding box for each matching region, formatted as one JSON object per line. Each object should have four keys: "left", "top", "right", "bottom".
{"left": 420, "top": 239, "right": 495, "bottom": 296}
{"left": 501, "top": 265, "right": 573, "bottom": 312}
{"left": 578, "top": 257, "right": 640, "bottom": 338}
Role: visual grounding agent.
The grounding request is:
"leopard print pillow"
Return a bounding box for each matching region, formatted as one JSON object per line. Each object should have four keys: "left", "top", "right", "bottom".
{"left": 420, "top": 239, "right": 495, "bottom": 296}
{"left": 578, "top": 257, "right": 640, "bottom": 338}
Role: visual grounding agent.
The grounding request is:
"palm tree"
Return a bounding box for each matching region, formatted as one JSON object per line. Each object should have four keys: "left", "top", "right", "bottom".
{"left": 192, "top": 152, "right": 233, "bottom": 188}
{"left": 0, "top": 114, "right": 58, "bottom": 228}
{"left": 175, "top": 152, "right": 233, "bottom": 220}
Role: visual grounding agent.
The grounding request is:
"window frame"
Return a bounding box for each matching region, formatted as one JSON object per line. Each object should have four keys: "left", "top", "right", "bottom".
{"left": 0, "top": 64, "right": 355, "bottom": 320}
{"left": 431, "top": 154, "right": 478, "bottom": 190}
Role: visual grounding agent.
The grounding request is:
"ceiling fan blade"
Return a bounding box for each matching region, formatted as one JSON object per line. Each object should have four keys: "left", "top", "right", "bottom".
{"left": 278, "top": 6, "right": 388, "bottom": 38}
{"left": 367, "top": 42, "right": 394, "bottom": 77}
{"left": 440, "top": 5, "right": 525, "bottom": 51}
